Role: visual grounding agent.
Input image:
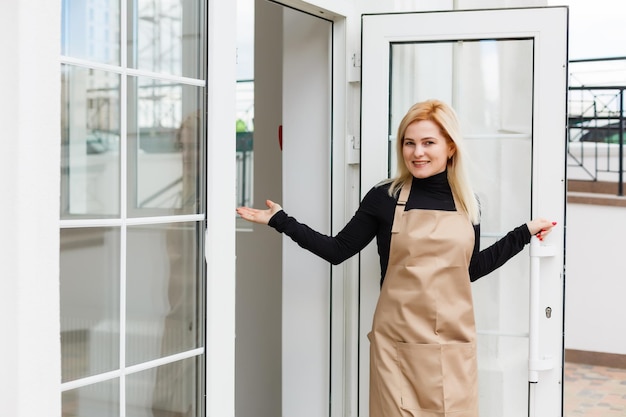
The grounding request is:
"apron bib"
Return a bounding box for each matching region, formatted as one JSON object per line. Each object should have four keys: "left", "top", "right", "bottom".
{"left": 368, "top": 181, "right": 478, "bottom": 417}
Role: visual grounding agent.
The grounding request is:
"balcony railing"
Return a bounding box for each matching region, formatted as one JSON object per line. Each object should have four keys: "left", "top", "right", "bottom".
{"left": 236, "top": 131, "right": 253, "bottom": 208}
{"left": 567, "top": 58, "right": 626, "bottom": 197}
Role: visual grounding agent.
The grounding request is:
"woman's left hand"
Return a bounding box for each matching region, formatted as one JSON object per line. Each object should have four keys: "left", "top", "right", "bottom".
{"left": 526, "top": 218, "right": 557, "bottom": 241}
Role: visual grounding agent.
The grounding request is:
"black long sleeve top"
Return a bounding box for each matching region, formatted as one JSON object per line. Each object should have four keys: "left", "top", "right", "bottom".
{"left": 268, "top": 171, "right": 531, "bottom": 285}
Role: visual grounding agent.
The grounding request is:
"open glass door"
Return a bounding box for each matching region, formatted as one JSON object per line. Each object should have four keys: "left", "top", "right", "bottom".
{"left": 360, "top": 8, "right": 567, "bottom": 417}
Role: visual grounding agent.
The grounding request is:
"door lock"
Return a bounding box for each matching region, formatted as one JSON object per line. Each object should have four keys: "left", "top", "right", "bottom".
{"left": 545, "top": 307, "right": 552, "bottom": 319}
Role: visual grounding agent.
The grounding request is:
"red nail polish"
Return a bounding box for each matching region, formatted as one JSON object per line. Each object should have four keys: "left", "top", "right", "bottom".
{"left": 552, "top": 221, "right": 557, "bottom": 225}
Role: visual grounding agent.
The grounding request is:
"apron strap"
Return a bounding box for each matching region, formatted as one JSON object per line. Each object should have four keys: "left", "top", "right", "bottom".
{"left": 391, "top": 181, "right": 412, "bottom": 234}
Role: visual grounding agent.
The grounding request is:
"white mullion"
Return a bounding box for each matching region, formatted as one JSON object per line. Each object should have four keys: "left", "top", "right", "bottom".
{"left": 60, "top": 369, "right": 122, "bottom": 392}
{"left": 119, "top": 220, "right": 127, "bottom": 417}
{"left": 125, "top": 213, "right": 204, "bottom": 225}
{"left": 59, "top": 58, "right": 206, "bottom": 87}
{"left": 60, "top": 348, "right": 205, "bottom": 393}
{"left": 60, "top": 214, "right": 205, "bottom": 229}
{"left": 59, "top": 56, "right": 126, "bottom": 74}
{"left": 60, "top": 218, "right": 124, "bottom": 229}
{"left": 125, "top": 347, "right": 205, "bottom": 375}
{"left": 120, "top": 1, "right": 128, "bottom": 415}
{"left": 126, "top": 67, "right": 206, "bottom": 87}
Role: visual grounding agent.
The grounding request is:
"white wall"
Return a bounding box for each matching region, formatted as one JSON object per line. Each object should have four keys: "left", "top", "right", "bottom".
{"left": 0, "top": 1, "right": 61, "bottom": 416}
{"left": 565, "top": 202, "right": 626, "bottom": 355}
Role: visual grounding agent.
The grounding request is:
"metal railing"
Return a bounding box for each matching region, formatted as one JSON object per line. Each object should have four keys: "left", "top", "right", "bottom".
{"left": 236, "top": 131, "right": 253, "bottom": 207}
{"left": 567, "top": 58, "right": 626, "bottom": 196}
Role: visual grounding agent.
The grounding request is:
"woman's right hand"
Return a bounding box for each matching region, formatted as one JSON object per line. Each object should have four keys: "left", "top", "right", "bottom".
{"left": 236, "top": 199, "right": 283, "bottom": 225}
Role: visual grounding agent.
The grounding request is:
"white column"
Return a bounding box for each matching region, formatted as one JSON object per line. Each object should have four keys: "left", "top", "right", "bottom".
{"left": 0, "top": 0, "right": 62, "bottom": 416}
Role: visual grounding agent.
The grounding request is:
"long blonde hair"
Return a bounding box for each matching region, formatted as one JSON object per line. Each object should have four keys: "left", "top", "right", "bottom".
{"left": 388, "top": 99, "right": 479, "bottom": 224}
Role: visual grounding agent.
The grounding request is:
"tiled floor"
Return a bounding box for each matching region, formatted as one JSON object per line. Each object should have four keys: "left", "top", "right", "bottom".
{"left": 564, "top": 362, "right": 626, "bottom": 416}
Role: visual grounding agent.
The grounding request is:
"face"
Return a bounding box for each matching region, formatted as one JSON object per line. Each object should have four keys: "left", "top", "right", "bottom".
{"left": 402, "top": 120, "right": 455, "bottom": 179}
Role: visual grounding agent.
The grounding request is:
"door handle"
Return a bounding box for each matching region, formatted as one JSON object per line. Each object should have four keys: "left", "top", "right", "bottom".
{"left": 528, "top": 238, "right": 556, "bottom": 383}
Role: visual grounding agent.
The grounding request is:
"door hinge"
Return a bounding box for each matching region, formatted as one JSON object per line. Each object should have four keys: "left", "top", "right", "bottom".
{"left": 346, "top": 135, "right": 360, "bottom": 165}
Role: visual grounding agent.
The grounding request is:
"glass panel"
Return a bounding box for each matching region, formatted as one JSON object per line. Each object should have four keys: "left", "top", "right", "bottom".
{"left": 61, "top": 0, "right": 207, "bottom": 414}
{"left": 390, "top": 39, "right": 533, "bottom": 417}
{"left": 236, "top": 0, "right": 254, "bottom": 211}
{"left": 236, "top": 82, "right": 254, "bottom": 210}
{"left": 127, "top": 76, "right": 205, "bottom": 216}
{"left": 61, "top": 65, "right": 121, "bottom": 219}
{"left": 126, "top": 222, "right": 204, "bottom": 366}
{"left": 62, "top": 379, "right": 119, "bottom": 417}
{"left": 126, "top": 357, "right": 204, "bottom": 417}
{"left": 128, "top": 0, "right": 205, "bottom": 79}
{"left": 60, "top": 227, "right": 120, "bottom": 382}
{"left": 61, "top": 0, "right": 120, "bottom": 65}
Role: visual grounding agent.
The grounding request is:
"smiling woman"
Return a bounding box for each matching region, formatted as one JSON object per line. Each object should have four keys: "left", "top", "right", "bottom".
{"left": 401, "top": 120, "right": 455, "bottom": 179}
{"left": 237, "top": 99, "right": 556, "bottom": 417}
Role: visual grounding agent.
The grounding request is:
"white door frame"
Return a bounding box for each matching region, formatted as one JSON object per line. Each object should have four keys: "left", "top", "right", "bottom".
{"left": 205, "top": 1, "right": 237, "bottom": 416}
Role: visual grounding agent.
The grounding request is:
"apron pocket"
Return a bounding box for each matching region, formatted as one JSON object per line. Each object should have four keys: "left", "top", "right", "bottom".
{"left": 396, "top": 342, "right": 477, "bottom": 413}
{"left": 396, "top": 342, "right": 444, "bottom": 411}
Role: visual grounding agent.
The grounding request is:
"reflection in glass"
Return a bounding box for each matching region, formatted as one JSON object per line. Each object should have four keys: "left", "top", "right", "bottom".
{"left": 62, "top": 378, "right": 119, "bottom": 417}
{"left": 389, "top": 39, "right": 533, "bottom": 182}
{"left": 126, "top": 357, "right": 204, "bottom": 417}
{"left": 236, "top": 0, "right": 255, "bottom": 210}
{"left": 60, "top": 227, "right": 120, "bottom": 382}
{"left": 127, "top": 77, "right": 205, "bottom": 216}
{"left": 61, "top": 65, "right": 121, "bottom": 219}
{"left": 126, "top": 222, "right": 204, "bottom": 366}
{"left": 61, "top": 0, "right": 120, "bottom": 65}
{"left": 128, "top": 0, "right": 205, "bottom": 79}
{"left": 389, "top": 39, "right": 534, "bottom": 417}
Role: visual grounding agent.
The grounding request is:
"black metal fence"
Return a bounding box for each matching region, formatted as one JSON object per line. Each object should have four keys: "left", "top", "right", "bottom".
{"left": 236, "top": 131, "right": 253, "bottom": 207}
{"left": 567, "top": 58, "right": 626, "bottom": 196}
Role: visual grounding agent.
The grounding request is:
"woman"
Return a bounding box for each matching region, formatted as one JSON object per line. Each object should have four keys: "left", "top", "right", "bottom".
{"left": 236, "top": 99, "right": 556, "bottom": 417}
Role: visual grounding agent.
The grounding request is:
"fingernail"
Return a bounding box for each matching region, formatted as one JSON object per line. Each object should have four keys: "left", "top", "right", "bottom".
{"left": 552, "top": 221, "right": 557, "bottom": 225}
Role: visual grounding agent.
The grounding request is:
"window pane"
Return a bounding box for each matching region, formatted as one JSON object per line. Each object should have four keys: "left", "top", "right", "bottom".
{"left": 236, "top": 0, "right": 254, "bottom": 211}
{"left": 390, "top": 38, "right": 534, "bottom": 417}
{"left": 61, "top": 0, "right": 120, "bottom": 65}
{"left": 62, "top": 379, "right": 119, "bottom": 417}
{"left": 127, "top": 76, "right": 205, "bottom": 216}
{"left": 126, "top": 357, "right": 204, "bottom": 417}
{"left": 126, "top": 222, "right": 204, "bottom": 366}
{"left": 61, "top": 65, "right": 121, "bottom": 219}
{"left": 128, "top": 0, "right": 205, "bottom": 79}
{"left": 60, "top": 228, "right": 120, "bottom": 382}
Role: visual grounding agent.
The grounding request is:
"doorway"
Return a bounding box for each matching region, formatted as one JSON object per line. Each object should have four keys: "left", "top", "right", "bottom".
{"left": 235, "top": 1, "right": 333, "bottom": 416}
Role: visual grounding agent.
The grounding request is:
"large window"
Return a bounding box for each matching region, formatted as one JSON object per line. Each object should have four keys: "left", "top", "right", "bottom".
{"left": 60, "top": 1, "right": 207, "bottom": 416}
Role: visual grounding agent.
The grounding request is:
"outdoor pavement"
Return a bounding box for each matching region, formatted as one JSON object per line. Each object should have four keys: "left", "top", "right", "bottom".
{"left": 564, "top": 361, "right": 626, "bottom": 416}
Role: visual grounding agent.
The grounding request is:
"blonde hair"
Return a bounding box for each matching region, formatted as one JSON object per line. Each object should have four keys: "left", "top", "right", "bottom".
{"left": 388, "top": 99, "right": 479, "bottom": 224}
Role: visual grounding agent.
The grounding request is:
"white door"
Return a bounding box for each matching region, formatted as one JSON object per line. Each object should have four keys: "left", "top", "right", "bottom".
{"left": 359, "top": 7, "right": 567, "bottom": 417}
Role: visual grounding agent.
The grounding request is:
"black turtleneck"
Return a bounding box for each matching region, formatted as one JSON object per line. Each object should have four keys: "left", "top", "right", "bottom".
{"left": 269, "top": 171, "right": 531, "bottom": 285}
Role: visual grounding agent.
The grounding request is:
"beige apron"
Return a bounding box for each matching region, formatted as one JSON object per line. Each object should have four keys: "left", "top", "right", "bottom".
{"left": 368, "top": 181, "right": 478, "bottom": 417}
